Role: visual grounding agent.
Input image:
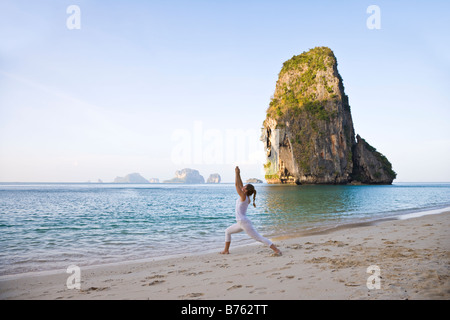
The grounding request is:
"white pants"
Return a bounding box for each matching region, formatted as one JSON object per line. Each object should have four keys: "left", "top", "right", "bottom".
{"left": 225, "top": 219, "right": 273, "bottom": 247}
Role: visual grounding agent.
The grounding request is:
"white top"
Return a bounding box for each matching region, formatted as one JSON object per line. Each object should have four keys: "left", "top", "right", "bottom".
{"left": 235, "top": 195, "right": 250, "bottom": 221}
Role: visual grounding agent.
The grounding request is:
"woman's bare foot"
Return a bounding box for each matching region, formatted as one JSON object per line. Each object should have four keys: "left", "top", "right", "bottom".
{"left": 220, "top": 242, "right": 231, "bottom": 254}
{"left": 270, "top": 244, "right": 282, "bottom": 256}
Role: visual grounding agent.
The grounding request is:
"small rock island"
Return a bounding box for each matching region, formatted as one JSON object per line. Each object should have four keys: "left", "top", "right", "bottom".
{"left": 206, "top": 173, "right": 221, "bottom": 184}
{"left": 246, "top": 178, "right": 263, "bottom": 184}
{"left": 164, "top": 168, "right": 205, "bottom": 184}
{"left": 113, "top": 173, "right": 149, "bottom": 183}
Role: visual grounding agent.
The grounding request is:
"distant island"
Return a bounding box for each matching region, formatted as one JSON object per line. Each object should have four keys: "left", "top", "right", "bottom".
{"left": 164, "top": 168, "right": 221, "bottom": 184}
{"left": 246, "top": 178, "right": 263, "bottom": 184}
{"left": 262, "top": 47, "right": 396, "bottom": 185}
{"left": 207, "top": 173, "right": 221, "bottom": 184}
{"left": 164, "top": 168, "right": 204, "bottom": 184}
{"left": 112, "top": 169, "right": 221, "bottom": 184}
{"left": 113, "top": 173, "right": 149, "bottom": 183}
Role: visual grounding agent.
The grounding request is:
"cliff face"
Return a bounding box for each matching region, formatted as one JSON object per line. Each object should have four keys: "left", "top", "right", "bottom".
{"left": 262, "top": 47, "right": 396, "bottom": 184}
{"left": 352, "top": 135, "right": 396, "bottom": 184}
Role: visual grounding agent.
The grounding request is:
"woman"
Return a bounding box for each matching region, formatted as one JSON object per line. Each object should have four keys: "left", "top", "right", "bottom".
{"left": 220, "top": 166, "right": 282, "bottom": 256}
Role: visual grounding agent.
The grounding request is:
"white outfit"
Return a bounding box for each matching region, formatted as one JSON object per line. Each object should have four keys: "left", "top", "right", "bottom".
{"left": 225, "top": 195, "right": 273, "bottom": 247}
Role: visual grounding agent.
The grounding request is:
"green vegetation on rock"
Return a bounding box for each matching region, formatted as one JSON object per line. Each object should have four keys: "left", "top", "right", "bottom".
{"left": 266, "top": 47, "right": 340, "bottom": 122}
{"left": 280, "top": 46, "right": 335, "bottom": 75}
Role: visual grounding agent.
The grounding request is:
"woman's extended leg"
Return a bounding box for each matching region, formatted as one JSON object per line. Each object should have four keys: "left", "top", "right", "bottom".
{"left": 240, "top": 220, "right": 282, "bottom": 256}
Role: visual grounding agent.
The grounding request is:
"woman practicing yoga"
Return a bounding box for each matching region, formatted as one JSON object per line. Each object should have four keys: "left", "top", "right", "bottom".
{"left": 220, "top": 166, "right": 282, "bottom": 256}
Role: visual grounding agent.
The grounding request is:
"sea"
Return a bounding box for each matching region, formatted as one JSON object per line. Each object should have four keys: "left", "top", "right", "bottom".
{"left": 0, "top": 182, "right": 449, "bottom": 277}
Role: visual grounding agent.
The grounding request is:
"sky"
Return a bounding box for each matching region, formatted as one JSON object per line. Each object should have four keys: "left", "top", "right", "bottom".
{"left": 0, "top": 0, "right": 449, "bottom": 183}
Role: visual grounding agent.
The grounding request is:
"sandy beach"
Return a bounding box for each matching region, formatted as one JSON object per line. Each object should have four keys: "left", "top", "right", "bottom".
{"left": 1, "top": 212, "right": 449, "bottom": 300}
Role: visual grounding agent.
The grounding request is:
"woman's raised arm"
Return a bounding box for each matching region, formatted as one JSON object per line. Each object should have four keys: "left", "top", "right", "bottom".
{"left": 235, "top": 166, "right": 245, "bottom": 199}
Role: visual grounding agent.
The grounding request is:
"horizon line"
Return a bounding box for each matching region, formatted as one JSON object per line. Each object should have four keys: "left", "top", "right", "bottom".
{"left": 0, "top": 181, "right": 449, "bottom": 184}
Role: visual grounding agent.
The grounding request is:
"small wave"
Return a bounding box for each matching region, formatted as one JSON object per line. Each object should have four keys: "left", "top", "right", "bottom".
{"left": 397, "top": 206, "right": 450, "bottom": 220}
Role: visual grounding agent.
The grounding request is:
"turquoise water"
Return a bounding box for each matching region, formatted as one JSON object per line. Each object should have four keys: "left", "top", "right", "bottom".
{"left": 0, "top": 182, "right": 449, "bottom": 276}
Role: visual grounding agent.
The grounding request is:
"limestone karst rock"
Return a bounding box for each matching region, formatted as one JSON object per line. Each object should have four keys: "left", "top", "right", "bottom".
{"left": 206, "top": 173, "right": 221, "bottom": 183}
{"left": 164, "top": 168, "right": 205, "bottom": 184}
{"left": 113, "top": 173, "right": 149, "bottom": 183}
{"left": 246, "top": 178, "right": 263, "bottom": 184}
{"left": 352, "top": 135, "right": 397, "bottom": 184}
{"left": 262, "top": 47, "right": 396, "bottom": 184}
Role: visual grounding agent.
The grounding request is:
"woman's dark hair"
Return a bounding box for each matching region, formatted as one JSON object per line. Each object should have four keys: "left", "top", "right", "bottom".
{"left": 245, "top": 184, "right": 257, "bottom": 208}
